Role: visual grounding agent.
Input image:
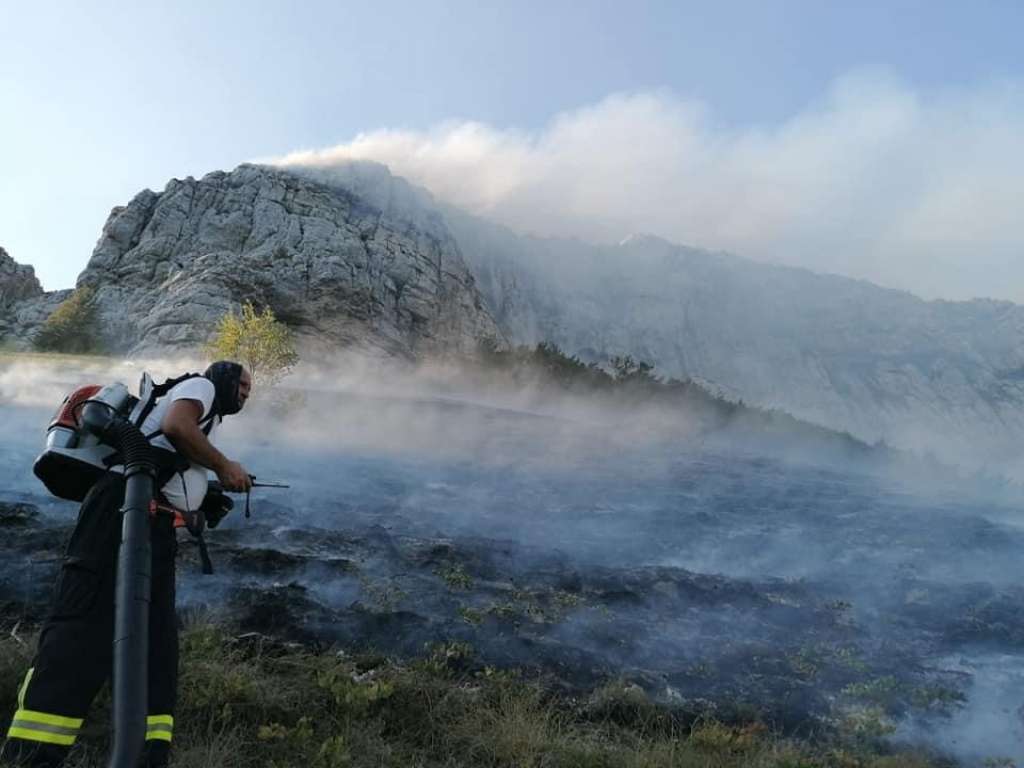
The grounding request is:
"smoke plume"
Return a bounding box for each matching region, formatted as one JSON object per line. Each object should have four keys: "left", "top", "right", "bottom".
{"left": 272, "top": 73, "right": 1024, "bottom": 302}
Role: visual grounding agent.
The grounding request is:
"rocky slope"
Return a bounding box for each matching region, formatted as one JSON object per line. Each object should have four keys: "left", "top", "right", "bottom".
{"left": 0, "top": 248, "right": 65, "bottom": 347}
{"left": 3, "top": 165, "right": 503, "bottom": 357}
{"left": 445, "top": 211, "right": 1024, "bottom": 466}
{"left": 5, "top": 160, "right": 1024, "bottom": 465}
{"left": 0, "top": 247, "right": 43, "bottom": 309}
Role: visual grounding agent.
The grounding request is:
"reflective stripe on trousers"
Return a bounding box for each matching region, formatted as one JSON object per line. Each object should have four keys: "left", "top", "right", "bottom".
{"left": 6, "top": 668, "right": 83, "bottom": 747}
{"left": 146, "top": 714, "right": 173, "bottom": 742}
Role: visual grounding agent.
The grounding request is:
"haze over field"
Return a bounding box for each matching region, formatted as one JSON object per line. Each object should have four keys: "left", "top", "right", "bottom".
{"left": 3, "top": 4, "right": 1023, "bottom": 764}
{"left": 4, "top": 355, "right": 1024, "bottom": 763}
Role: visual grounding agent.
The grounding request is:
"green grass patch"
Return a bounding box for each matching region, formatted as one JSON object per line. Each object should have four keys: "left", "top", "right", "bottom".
{"left": 0, "top": 621, "right": 953, "bottom": 768}
{"left": 435, "top": 562, "right": 473, "bottom": 591}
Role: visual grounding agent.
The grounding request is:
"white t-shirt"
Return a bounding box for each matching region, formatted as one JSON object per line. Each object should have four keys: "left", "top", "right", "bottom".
{"left": 136, "top": 377, "right": 220, "bottom": 512}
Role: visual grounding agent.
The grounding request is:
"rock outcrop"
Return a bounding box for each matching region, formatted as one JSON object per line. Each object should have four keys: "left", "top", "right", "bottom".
{"left": 6, "top": 160, "right": 1024, "bottom": 468}
{"left": 0, "top": 247, "right": 43, "bottom": 310}
{"left": 446, "top": 212, "right": 1024, "bottom": 467}
{"left": 0, "top": 247, "right": 53, "bottom": 347}
{"left": 12, "top": 164, "right": 503, "bottom": 357}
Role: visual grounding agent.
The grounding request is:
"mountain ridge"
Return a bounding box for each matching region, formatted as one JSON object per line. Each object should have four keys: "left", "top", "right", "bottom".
{"left": 3, "top": 160, "right": 1023, "bottom": 467}
{"left": 438, "top": 194, "right": 1024, "bottom": 466}
{"left": 3, "top": 164, "right": 504, "bottom": 358}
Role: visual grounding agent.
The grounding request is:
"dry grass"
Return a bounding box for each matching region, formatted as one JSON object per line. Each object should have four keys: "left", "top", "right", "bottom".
{"left": 0, "top": 622, "right": 956, "bottom": 768}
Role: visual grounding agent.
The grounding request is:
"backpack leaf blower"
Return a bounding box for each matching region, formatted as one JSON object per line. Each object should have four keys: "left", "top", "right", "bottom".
{"left": 76, "top": 395, "right": 156, "bottom": 768}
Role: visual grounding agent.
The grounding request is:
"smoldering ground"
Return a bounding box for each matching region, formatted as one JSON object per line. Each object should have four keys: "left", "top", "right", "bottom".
{"left": 3, "top": 354, "right": 1024, "bottom": 764}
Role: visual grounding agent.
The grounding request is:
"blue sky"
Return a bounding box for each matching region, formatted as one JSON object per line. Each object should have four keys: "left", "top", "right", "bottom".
{"left": 2, "top": 1, "right": 1022, "bottom": 297}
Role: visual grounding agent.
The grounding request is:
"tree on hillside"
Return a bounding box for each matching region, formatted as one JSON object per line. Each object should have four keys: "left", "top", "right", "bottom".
{"left": 610, "top": 354, "right": 659, "bottom": 385}
{"left": 33, "top": 286, "right": 103, "bottom": 354}
{"left": 206, "top": 301, "right": 298, "bottom": 384}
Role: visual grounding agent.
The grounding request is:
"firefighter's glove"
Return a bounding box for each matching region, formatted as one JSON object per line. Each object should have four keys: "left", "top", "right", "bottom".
{"left": 201, "top": 481, "right": 234, "bottom": 529}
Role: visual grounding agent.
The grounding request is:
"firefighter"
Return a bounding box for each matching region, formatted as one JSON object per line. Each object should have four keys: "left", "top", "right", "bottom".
{"left": 2, "top": 361, "right": 253, "bottom": 767}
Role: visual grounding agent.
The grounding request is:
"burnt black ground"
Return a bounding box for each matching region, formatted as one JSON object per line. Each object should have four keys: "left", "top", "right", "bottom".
{"left": 3, "top": 388, "right": 1024, "bottom": 764}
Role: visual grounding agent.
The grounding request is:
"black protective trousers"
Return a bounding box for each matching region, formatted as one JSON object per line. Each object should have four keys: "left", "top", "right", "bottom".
{"left": 1, "top": 474, "right": 178, "bottom": 768}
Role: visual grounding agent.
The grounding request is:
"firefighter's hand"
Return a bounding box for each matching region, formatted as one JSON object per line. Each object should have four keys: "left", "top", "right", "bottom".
{"left": 217, "top": 461, "right": 253, "bottom": 493}
{"left": 202, "top": 482, "right": 234, "bottom": 529}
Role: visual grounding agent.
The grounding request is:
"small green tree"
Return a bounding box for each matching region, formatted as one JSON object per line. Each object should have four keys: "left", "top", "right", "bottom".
{"left": 610, "top": 354, "right": 659, "bottom": 384}
{"left": 206, "top": 301, "right": 298, "bottom": 384}
{"left": 33, "top": 286, "right": 103, "bottom": 354}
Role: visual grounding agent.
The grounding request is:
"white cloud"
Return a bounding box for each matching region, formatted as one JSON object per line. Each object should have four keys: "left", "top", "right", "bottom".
{"left": 273, "top": 73, "right": 1024, "bottom": 302}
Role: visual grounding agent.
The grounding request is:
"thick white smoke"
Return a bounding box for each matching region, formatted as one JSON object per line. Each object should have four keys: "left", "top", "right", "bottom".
{"left": 272, "top": 73, "right": 1024, "bottom": 302}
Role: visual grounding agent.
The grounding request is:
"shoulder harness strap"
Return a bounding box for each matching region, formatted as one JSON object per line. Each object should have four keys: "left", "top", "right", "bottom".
{"left": 133, "top": 373, "right": 199, "bottom": 429}
{"left": 135, "top": 373, "right": 219, "bottom": 441}
{"left": 145, "top": 411, "right": 218, "bottom": 442}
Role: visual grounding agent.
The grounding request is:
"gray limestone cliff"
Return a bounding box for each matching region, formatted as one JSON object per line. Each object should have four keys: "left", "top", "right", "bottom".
{"left": 0, "top": 248, "right": 57, "bottom": 345}
{"left": 78, "top": 163, "right": 503, "bottom": 356}
{"left": 5, "top": 164, "right": 503, "bottom": 357}
{"left": 0, "top": 248, "right": 43, "bottom": 310}
{"left": 445, "top": 213, "right": 1024, "bottom": 467}
{"left": 6, "top": 161, "right": 1024, "bottom": 468}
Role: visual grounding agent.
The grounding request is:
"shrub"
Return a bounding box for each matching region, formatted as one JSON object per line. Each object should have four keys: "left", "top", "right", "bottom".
{"left": 33, "top": 286, "right": 102, "bottom": 354}
{"left": 609, "top": 354, "right": 659, "bottom": 385}
{"left": 206, "top": 301, "right": 298, "bottom": 385}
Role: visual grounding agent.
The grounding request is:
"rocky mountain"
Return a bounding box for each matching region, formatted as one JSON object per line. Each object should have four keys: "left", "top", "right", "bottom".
{"left": 0, "top": 247, "right": 43, "bottom": 310}
{"left": 5, "top": 161, "right": 1023, "bottom": 466}
{"left": 445, "top": 209, "right": 1024, "bottom": 465}
{"left": 4, "top": 164, "right": 503, "bottom": 357}
{"left": 0, "top": 248, "right": 65, "bottom": 346}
